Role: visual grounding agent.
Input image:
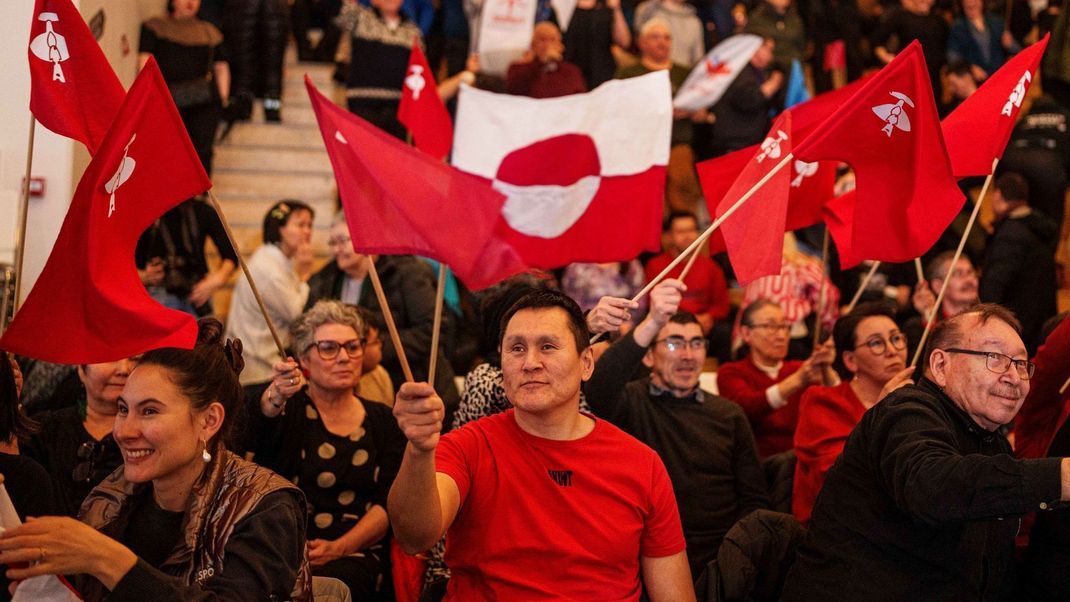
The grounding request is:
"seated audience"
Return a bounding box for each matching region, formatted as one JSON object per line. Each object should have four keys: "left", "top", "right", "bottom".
{"left": 980, "top": 172, "right": 1058, "bottom": 353}
{"left": 633, "top": 0, "right": 704, "bottom": 68}
{"left": 0, "top": 319, "right": 310, "bottom": 600}
{"left": 906, "top": 251, "right": 979, "bottom": 350}
{"left": 947, "top": 0, "right": 1018, "bottom": 78}
{"left": 24, "top": 358, "right": 135, "bottom": 516}
{"left": 717, "top": 299, "right": 837, "bottom": 458}
{"left": 250, "top": 301, "right": 405, "bottom": 599}
{"left": 506, "top": 22, "right": 588, "bottom": 98}
{"left": 389, "top": 290, "right": 695, "bottom": 599}
{"left": 585, "top": 279, "right": 769, "bottom": 580}
{"left": 562, "top": 260, "right": 644, "bottom": 316}
{"left": 792, "top": 303, "right": 913, "bottom": 523}
{"left": 783, "top": 305, "right": 1069, "bottom": 600}
{"left": 226, "top": 200, "right": 314, "bottom": 385}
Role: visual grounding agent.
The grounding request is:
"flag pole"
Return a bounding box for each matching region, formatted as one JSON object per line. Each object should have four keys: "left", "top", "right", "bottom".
{"left": 910, "top": 157, "right": 998, "bottom": 368}
{"left": 206, "top": 189, "right": 287, "bottom": 359}
{"left": 10, "top": 115, "right": 37, "bottom": 325}
{"left": 678, "top": 241, "right": 703, "bottom": 281}
{"left": 845, "top": 261, "right": 881, "bottom": 315}
{"left": 812, "top": 227, "right": 831, "bottom": 347}
{"left": 590, "top": 152, "right": 795, "bottom": 344}
{"left": 914, "top": 257, "right": 925, "bottom": 283}
{"left": 428, "top": 263, "right": 447, "bottom": 384}
{"left": 367, "top": 257, "right": 415, "bottom": 383}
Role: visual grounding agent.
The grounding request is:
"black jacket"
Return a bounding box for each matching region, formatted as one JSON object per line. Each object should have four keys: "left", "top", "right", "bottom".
{"left": 782, "top": 378, "right": 1063, "bottom": 601}
{"left": 980, "top": 209, "right": 1058, "bottom": 353}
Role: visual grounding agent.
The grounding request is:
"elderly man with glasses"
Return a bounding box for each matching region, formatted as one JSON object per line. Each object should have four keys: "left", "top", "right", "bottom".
{"left": 585, "top": 279, "right": 769, "bottom": 582}
{"left": 784, "top": 304, "right": 1070, "bottom": 600}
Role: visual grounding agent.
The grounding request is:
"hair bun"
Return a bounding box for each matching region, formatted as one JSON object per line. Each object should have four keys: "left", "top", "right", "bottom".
{"left": 195, "top": 318, "right": 226, "bottom": 347}
{"left": 223, "top": 338, "right": 245, "bottom": 376}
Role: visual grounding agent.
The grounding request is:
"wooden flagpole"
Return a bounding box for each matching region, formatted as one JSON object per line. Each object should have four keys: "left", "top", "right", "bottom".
{"left": 845, "top": 261, "right": 881, "bottom": 315}
{"left": 812, "top": 227, "right": 831, "bottom": 347}
{"left": 367, "top": 257, "right": 415, "bottom": 382}
{"left": 678, "top": 240, "right": 703, "bottom": 281}
{"left": 9, "top": 115, "right": 37, "bottom": 327}
{"left": 910, "top": 157, "right": 998, "bottom": 368}
{"left": 914, "top": 257, "right": 925, "bottom": 283}
{"left": 206, "top": 189, "right": 287, "bottom": 359}
{"left": 590, "top": 152, "right": 796, "bottom": 344}
{"left": 428, "top": 263, "right": 447, "bottom": 384}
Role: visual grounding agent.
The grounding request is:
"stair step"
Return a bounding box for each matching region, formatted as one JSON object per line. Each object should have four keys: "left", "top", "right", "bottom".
{"left": 214, "top": 146, "right": 330, "bottom": 174}
{"left": 220, "top": 122, "right": 324, "bottom": 147}
{"left": 212, "top": 171, "right": 337, "bottom": 201}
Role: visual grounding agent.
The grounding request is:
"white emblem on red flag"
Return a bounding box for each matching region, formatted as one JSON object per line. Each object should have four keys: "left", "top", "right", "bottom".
{"left": 30, "top": 12, "right": 70, "bottom": 83}
{"left": 1002, "top": 71, "right": 1031, "bottom": 117}
{"left": 405, "top": 65, "right": 426, "bottom": 101}
{"left": 757, "top": 130, "right": 789, "bottom": 162}
{"left": 872, "top": 91, "right": 914, "bottom": 137}
{"left": 791, "top": 160, "right": 818, "bottom": 188}
{"left": 334, "top": 130, "right": 348, "bottom": 144}
{"left": 104, "top": 134, "right": 137, "bottom": 218}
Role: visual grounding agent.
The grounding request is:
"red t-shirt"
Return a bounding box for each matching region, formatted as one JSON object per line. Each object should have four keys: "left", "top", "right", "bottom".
{"left": 644, "top": 252, "right": 730, "bottom": 321}
{"left": 792, "top": 381, "right": 867, "bottom": 524}
{"left": 716, "top": 357, "right": 805, "bottom": 457}
{"left": 435, "top": 409, "right": 686, "bottom": 600}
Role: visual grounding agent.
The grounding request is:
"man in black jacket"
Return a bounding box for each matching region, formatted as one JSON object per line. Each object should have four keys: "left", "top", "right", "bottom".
{"left": 980, "top": 172, "right": 1059, "bottom": 353}
{"left": 783, "top": 304, "right": 1070, "bottom": 600}
{"left": 585, "top": 278, "right": 769, "bottom": 581}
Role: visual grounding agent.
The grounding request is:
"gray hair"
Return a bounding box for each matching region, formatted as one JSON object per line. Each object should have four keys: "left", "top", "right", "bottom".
{"left": 638, "top": 18, "right": 671, "bottom": 39}
{"left": 291, "top": 300, "right": 365, "bottom": 357}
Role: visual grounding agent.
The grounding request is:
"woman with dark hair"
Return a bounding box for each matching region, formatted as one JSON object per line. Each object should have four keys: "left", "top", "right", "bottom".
{"left": 946, "top": 0, "right": 1019, "bottom": 78}
{"left": 251, "top": 300, "right": 404, "bottom": 599}
{"left": 0, "top": 320, "right": 311, "bottom": 600}
{"left": 791, "top": 302, "right": 914, "bottom": 523}
{"left": 225, "top": 200, "right": 315, "bottom": 385}
{"left": 717, "top": 298, "right": 838, "bottom": 458}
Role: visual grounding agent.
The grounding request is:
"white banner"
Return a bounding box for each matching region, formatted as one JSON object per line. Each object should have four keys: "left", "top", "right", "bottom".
{"left": 551, "top": 0, "right": 579, "bottom": 31}
{"left": 673, "top": 34, "right": 763, "bottom": 111}
{"left": 477, "top": 0, "right": 538, "bottom": 76}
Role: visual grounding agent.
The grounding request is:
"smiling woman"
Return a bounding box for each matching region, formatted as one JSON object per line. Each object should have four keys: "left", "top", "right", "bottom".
{"left": 0, "top": 319, "right": 311, "bottom": 601}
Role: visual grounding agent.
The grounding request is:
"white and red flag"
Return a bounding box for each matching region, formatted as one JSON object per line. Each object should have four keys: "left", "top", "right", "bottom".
{"left": 793, "top": 41, "right": 963, "bottom": 266}
{"left": 452, "top": 71, "right": 671, "bottom": 268}
{"left": 28, "top": 0, "right": 124, "bottom": 153}
{"left": 706, "top": 110, "right": 793, "bottom": 285}
{"left": 942, "top": 34, "right": 1050, "bottom": 177}
{"left": 1, "top": 59, "right": 206, "bottom": 363}
{"left": 673, "top": 34, "right": 763, "bottom": 111}
{"left": 308, "top": 77, "right": 528, "bottom": 290}
{"left": 397, "top": 38, "right": 453, "bottom": 160}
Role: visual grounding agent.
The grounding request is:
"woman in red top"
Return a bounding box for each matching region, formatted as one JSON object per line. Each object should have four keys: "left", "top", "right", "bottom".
{"left": 792, "top": 303, "right": 914, "bottom": 523}
{"left": 717, "top": 299, "right": 837, "bottom": 458}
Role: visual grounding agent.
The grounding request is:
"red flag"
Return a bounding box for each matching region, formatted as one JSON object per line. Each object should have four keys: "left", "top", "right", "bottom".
{"left": 703, "top": 111, "right": 793, "bottom": 285}
{"left": 1, "top": 59, "right": 206, "bottom": 363}
{"left": 942, "top": 34, "right": 1050, "bottom": 177}
{"left": 793, "top": 41, "right": 963, "bottom": 264}
{"left": 397, "top": 39, "right": 453, "bottom": 160}
{"left": 28, "top": 0, "right": 125, "bottom": 153}
{"left": 307, "top": 77, "right": 527, "bottom": 290}
{"left": 822, "top": 189, "right": 858, "bottom": 266}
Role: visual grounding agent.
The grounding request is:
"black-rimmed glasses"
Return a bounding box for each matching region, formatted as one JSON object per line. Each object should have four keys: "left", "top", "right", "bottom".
{"left": 944, "top": 348, "right": 1035, "bottom": 380}
{"left": 854, "top": 332, "right": 907, "bottom": 355}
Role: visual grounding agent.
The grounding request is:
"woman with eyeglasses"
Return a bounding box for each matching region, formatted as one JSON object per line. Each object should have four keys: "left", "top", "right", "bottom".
{"left": 250, "top": 300, "right": 405, "bottom": 600}
{"left": 24, "top": 358, "right": 135, "bottom": 516}
{"left": 791, "top": 303, "right": 915, "bottom": 524}
{"left": 0, "top": 319, "right": 311, "bottom": 600}
{"left": 717, "top": 299, "right": 838, "bottom": 458}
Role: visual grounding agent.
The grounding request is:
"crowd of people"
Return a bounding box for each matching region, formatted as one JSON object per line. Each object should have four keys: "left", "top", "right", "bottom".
{"left": 4, "top": 0, "right": 1070, "bottom": 599}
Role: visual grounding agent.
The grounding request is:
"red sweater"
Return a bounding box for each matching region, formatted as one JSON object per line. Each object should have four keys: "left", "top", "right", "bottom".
{"left": 505, "top": 60, "right": 587, "bottom": 98}
{"left": 717, "top": 357, "right": 805, "bottom": 458}
{"left": 644, "top": 252, "right": 730, "bottom": 321}
{"left": 1014, "top": 316, "right": 1070, "bottom": 460}
{"left": 792, "top": 381, "right": 866, "bottom": 524}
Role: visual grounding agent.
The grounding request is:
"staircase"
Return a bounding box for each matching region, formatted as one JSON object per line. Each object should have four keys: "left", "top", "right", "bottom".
{"left": 208, "top": 52, "right": 340, "bottom": 318}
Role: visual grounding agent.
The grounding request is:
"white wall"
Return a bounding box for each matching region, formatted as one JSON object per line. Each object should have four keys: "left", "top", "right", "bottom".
{"left": 0, "top": 0, "right": 160, "bottom": 305}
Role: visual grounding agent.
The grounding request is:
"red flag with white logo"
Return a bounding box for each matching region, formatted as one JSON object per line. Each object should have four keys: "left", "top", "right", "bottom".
{"left": 452, "top": 72, "right": 670, "bottom": 268}
{"left": 1, "top": 59, "right": 206, "bottom": 363}
{"left": 27, "top": 0, "right": 125, "bottom": 153}
{"left": 793, "top": 41, "right": 963, "bottom": 264}
{"left": 397, "top": 38, "right": 453, "bottom": 160}
{"left": 307, "top": 77, "right": 527, "bottom": 290}
{"left": 942, "top": 34, "right": 1050, "bottom": 177}
{"left": 703, "top": 111, "right": 793, "bottom": 285}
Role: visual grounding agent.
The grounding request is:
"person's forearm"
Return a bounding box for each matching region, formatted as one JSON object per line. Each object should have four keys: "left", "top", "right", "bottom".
{"left": 631, "top": 315, "right": 662, "bottom": 347}
{"left": 91, "top": 538, "right": 139, "bottom": 591}
{"left": 260, "top": 384, "right": 286, "bottom": 417}
{"left": 611, "top": 8, "right": 631, "bottom": 47}
{"left": 387, "top": 444, "right": 444, "bottom": 553}
{"left": 214, "top": 61, "right": 231, "bottom": 104}
{"left": 776, "top": 370, "right": 807, "bottom": 401}
{"left": 335, "top": 505, "right": 389, "bottom": 554}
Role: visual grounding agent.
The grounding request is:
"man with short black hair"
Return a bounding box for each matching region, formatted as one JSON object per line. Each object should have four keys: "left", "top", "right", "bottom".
{"left": 586, "top": 279, "right": 768, "bottom": 580}
{"left": 389, "top": 290, "right": 695, "bottom": 600}
{"left": 980, "top": 172, "right": 1058, "bottom": 352}
{"left": 783, "top": 304, "right": 1070, "bottom": 600}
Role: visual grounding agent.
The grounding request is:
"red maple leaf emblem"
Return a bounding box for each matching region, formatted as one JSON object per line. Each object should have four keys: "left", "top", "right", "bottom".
{"left": 706, "top": 58, "right": 732, "bottom": 76}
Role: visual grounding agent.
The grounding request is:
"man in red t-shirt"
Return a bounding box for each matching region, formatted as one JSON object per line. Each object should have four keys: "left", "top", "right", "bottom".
{"left": 389, "top": 290, "right": 694, "bottom": 600}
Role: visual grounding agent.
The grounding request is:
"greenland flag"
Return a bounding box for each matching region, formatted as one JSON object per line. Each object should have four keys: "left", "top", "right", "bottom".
{"left": 453, "top": 71, "right": 671, "bottom": 268}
